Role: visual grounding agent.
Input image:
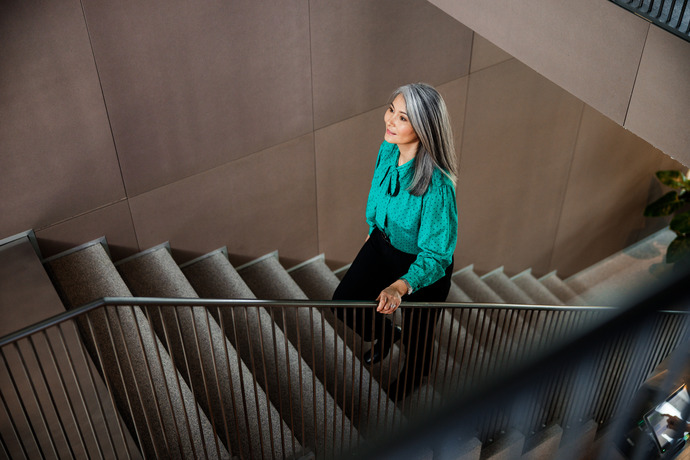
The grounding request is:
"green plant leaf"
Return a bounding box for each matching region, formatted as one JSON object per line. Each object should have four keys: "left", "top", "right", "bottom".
{"left": 670, "top": 212, "right": 690, "bottom": 235}
{"left": 667, "top": 236, "right": 690, "bottom": 263}
{"left": 656, "top": 170, "right": 690, "bottom": 190}
{"left": 644, "top": 191, "right": 683, "bottom": 217}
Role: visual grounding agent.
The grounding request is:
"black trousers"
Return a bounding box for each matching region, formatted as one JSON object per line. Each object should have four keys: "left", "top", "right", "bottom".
{"left": 332, "top": 228, "right": 452, "bottom": 377}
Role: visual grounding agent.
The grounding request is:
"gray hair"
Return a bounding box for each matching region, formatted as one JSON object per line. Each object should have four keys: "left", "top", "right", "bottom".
{"left": 390, "top": 83, "right": 457, "bottom": 196}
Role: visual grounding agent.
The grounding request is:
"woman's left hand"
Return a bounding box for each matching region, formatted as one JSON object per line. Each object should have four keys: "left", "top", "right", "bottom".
{"left": 376, "top": 280, "right": 407, "bottom": 314}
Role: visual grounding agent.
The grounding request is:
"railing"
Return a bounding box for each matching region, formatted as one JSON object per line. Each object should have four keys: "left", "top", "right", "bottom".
{"left": 0, "top": 296, "right": 687, "bottom": 459}
{"left": 609, "top": 0, "right": 690, "bottom": 41}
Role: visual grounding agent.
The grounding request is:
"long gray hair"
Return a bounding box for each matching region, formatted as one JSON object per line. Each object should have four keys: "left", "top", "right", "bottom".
{"left": 390, "top": 83, "right": 457, "bottom": 196}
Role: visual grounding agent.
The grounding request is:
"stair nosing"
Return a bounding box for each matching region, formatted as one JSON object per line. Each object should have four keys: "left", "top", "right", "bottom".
{"left": 511, "top": 268, "right": 532, "bottom": 281}
{"left": 481, "top": 266, "right": 505, "bottom": 279}
{"left": 286, "top": 253, "right": 325, "bottom": 273}
{"left": 452, "top": 263, "right": 475, "bottom": 277}
{"left": 332, "top": 263, "right": 351, "bottom": 276}
{"left": 114, "top": 242, "right": 171, "bottom": 267}
{"left": 41, "top": 236, "right": 110, "bottom": 264}
{"left": 178, "top": 247, "right": 229, "bottom": 269}
{"left": 538, "top": 270, "right": 559, "bottom": 282}
{"left": 235, "top": 250, "right": 279, "bottom": 272}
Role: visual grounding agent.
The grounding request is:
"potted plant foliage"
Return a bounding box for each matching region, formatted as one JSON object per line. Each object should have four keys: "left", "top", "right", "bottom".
{"left": 644, "top": 170, "right": 690, "bottom": 269}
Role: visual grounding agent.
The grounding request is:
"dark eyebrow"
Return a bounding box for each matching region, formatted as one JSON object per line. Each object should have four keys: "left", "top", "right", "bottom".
{"left": 389, "top": 102, "right": 408, "bottom": 116}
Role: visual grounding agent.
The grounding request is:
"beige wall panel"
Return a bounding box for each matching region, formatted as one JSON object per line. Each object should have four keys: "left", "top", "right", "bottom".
{"left": 316, "top": 78, "right": 468, "bottom": 268}
{"left": 0, "top": 0, "right": 124, "bottom": 239}
{"left": 626, "top": 27, "right": 690, "bottom": 167}
{"left": 81, "top": 1, "right": 313, "bottom": 196}
{"left": 310, "top": 0, "right": 473, "bottom": 129}
{"left": 128, "top": 135, "right": 318, "bottom": 266}
{"left": 470, "top": 34, "right": 513, "bottom": 74}
{"left": 550, "top": 106, "right": 673, "bottom": 277}
{"left": 428, "top": 0, "right": 650, "bottom": 124}
{"left": 457, "top": 60, "right": 583, "bottom": 276}
{"left": 35, "top": 201, "right": 139, "bottom": 262}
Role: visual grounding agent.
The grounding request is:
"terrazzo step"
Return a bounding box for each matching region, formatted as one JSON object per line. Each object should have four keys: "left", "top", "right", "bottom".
{"left": 288, "top": 254, "right": 341, "bottom": 300}
{"left": 556, "top": 419, "right": 597, "bottom": 460}
{"left": 115, "top": 244, "right": 298, "bottom": 459}
{"left": 481, "top": 268, "right": 535, "bottom": 305}
{"left": 180, "top": 249, "right": 360, "bottom": 455}
{"left": 520, "top": 424, "right": 562, "bottom": 460}
{"left": 452, "top": 266, "right": 504, "bottom": 304}
{"left": 564, "top": 228, "right": 675, "bottom": 298}
{"left": 1, "top": 234, "right": 141, "bottom": 460}
{"left": 333, "top": 264, "right": 350, "bottom": 281}
{"left": 288, "top": 254, "right": 404, "bottom": 383}
{"left": 511, "top": 270, "right": 564, "bottom": 306}
{"left": 237, "top": 252, "right": 404, "bottom": 437}
{"left": 482, "top": 429, "right": 525, "bottom": 460}
{"left": 538, "top": 272, "right": 584, "bottom": 306}
{"left": 45, "top": 241, "right": 227, "bottom": 459}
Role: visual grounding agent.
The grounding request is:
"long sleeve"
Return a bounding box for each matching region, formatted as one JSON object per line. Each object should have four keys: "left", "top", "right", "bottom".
{"left": 400, "top": 180, "right": 457, "bottom": 292}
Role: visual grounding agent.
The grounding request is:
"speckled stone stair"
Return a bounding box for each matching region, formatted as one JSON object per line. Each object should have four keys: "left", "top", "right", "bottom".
{"left": 482, "top": 429, "right": 525, "bottom": 460}
{"left": 564, "top": 228, "right": 675, "bottom": 304}
{"left": 521, "top": 423, "right": 563, "bottom": 460}
{"left": 45, "top": 241, "right": 227, "bottom": 459}
{"left": 482, "top": 267, "right": 535, "bottom": 305}
{"left": 452, "top": 265, "right": 504, "bottom": 304}
{"left": 237, "top": 252, "right": 405, "bottom": 436}
{"left": 511, "top": 269, "right": 564, "bottom": 306}
{"left": 1, "top": 234, "right": 141, "bottom": 460}
{"left": 287, "top": 254, "right": 340, "bottom": 300}
{"left": 556, "top": 419, "right": 598, "bottom": 460}
{"left": 115, "top": 244, "right": 298, "bottom": 459}
{"left": 538, "top": 272, "right": 584, "bottom": 305}
{"left": 180, "top": 248, "right": 359, "bottom": 455}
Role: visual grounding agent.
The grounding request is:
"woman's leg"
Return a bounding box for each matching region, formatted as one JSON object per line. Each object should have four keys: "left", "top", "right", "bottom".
{"left": 332, "top": 229, "right": 402, "bottom": 341}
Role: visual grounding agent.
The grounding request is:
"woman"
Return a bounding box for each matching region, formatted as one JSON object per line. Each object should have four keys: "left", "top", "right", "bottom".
{"left": 332, "top": 83, "right": 458, "bottom": 400}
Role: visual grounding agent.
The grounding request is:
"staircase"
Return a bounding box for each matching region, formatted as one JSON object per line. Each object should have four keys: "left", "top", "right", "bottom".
{"left": 0, "top": 227, "right": 680, "bottom": 459}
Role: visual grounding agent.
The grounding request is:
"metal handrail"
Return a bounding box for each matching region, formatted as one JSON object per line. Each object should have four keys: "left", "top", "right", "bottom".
{"left": 1, "top": 295, "right": 686, "bottom": 459}
{"left": 0, "top": 296, "right": 615, "bottom": 347}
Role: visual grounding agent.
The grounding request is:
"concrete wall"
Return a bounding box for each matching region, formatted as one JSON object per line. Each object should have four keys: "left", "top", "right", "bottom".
{"left": 0, "top": 0, "right": 683, "bottom": 278}
{"left": 428, "top": 0, "right": 690, "bottom": 168}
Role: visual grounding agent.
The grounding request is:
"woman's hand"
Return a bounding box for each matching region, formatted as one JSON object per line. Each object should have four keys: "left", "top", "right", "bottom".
{"left": 376, "top": 280, "right": 408, "bottom": 314}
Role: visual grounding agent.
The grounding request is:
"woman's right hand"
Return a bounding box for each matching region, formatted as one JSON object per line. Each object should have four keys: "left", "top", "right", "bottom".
{"left": 365, "top": 234, "right": 370, "bottom": 242}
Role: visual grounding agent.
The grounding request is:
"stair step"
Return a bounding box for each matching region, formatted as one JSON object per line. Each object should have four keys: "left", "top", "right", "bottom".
{"left": 1, "top": 234, "right": 141, "bottom": 460}
{"left": 538, "top": 272, "right": 584, "bottom": 305}
{"left": 237, "top": 252, "right": 405, "bottom": 437}
{"left": 511, "top": 270, "right": 564, "bottom": 306}
{"left": 482, "top": 429, "right": 525, "bottom": 460}
{"left": 564, "top": 227, "right": 675, "bottom": 297}
{"left": 556, "top": 419, "right": 598, "bottom": 460}
{"left": 446, "top": 281, "right": 473, "bottom": 303}
{"left": 181, "top": 249, "right": 360, "bottom": 454}
{"left": 116, "top": 245, "right": 298, "bottom": 459}
{"left": 288, "top": 254, "right": 340, "bottom": 300}
{"left": 482, "top": 268, "right": 534, "bottom": 305}
{"left": 46, "top": 241, "right": 225, "bottom": 459}
{"left": 452, "top": 266, "right": 504, "bottom": 304}
{"left": 333, "top": 264, "right": 350, "bottom": 281}
{"left": 521, "top": 424, "right": 563, "bottom": 460}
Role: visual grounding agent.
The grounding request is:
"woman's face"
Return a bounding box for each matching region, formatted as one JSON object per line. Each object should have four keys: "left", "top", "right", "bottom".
{"left": 384, "top": 94, "right": 419, "bottom": 150}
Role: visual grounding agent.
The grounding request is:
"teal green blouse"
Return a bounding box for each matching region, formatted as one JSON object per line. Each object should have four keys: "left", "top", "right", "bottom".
{"left": 366, "top": 141, "right": 458, "bottom": 292}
